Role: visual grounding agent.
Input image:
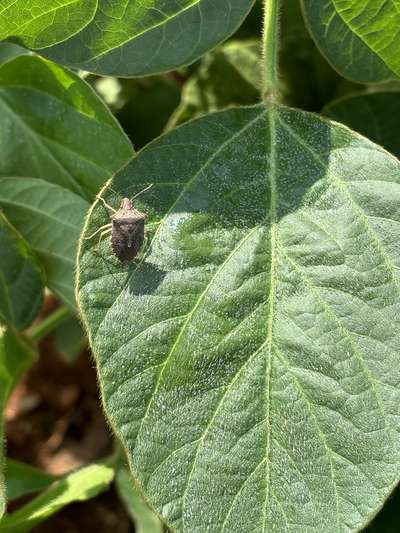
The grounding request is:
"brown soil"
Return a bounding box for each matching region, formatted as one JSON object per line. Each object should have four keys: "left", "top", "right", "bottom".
{"left": 5, "top": 298, "right": 133, "bottom": 532}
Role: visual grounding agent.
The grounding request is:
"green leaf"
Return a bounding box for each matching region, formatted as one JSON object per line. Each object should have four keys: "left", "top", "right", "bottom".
{"left": 78, "top": 104, "right": 400, "bottom": 532}
{"left": 39, "top": 0, "right": 256, "bottom": 77}
{"left": 0, "top": 329, "right": 38, "bottom": 519}
{"left": 0, "top": 43, "right": 27, "bottom": 67}
{"left": 115, "top": 468, "right": 163, "bottom": 533}
{"left": 0, "top": 178, "right": 89, "bottom": 309}
{"left": 53, "top": 315, "right": 86, "bottom": 363}
{"left": 0, "top": 55, "right": 134, "bottom": 201}
{"left": 5, "top": 459, "right": 57, "bottom": 502}
{"left": 0, "top": 214, "right": 44, "bottom": 330}
{"left": 331, "top": 0, "right": 400, "bottom": 78}
{"left": 301, "top": 0, "right": 396, "bottom": 83}
{"left": 0, "top": 464, "right": 114, "bottom": 532}
{"left": 167, "top": 39, "right": 260, "bottom": 130}
{"left": 323, "top": 92, "right": 400, "bottom": 160}
{"left": 0, "top": 0, "right": 97, "bottom": 49}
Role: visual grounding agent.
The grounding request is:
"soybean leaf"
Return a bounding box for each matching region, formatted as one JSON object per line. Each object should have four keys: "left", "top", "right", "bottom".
{"left": 0, "top": 464, "right": 114, "bottom": 533}
{"left": 280, "top": 0, "right": 358, "bottom": 111}
{"left": 0, "top": 214, "right": 44, "bottom": 331}
{"left": 115, "top": 76, "right": 181, "bottom": 149}
{"left": 53, "top": 315, "right": 86, "bottom": 363}
{"left": 0, "top": 55, "right": 134, "bottom": 201}
{"left": 5, "top": 459, "right": 57, "bottom": 502}
{"left": 301, "top": 0, "right": 396, "bottom": 83}
{"left": 0, "top": 328, "right": 38, "bottom": 519}
{"left": 323, "top": 92, "right": 400, "bottom": 160}
{"left": 0, "top": 0, "right": 96, "bottom": 49}
{"left": 0, "top": 178, "right": 89, "bottom": 309}
{"left": 331, "top": 0, "right": 400, "bottom": 78}
{"left": 167, "top": 39, "right": 261, "bottom": 130}
{"left": 0, "top": 43, "right": 27, "bottom": 67}
{"left": 38, "top": 0, "right": 256, "bottom": 77}
{"left": 116, "top": 468, "right": 163, "bottom": 533}
{"left": 78, "top": 104, "right": 400, "bottom": 532}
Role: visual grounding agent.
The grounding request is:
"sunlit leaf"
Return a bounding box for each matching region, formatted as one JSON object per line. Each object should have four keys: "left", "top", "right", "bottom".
{"left": 0, "top": 0, "right": 96, "bottom": 49}
{"left": 78, "top": 104, "right": 400, "bottom": 532}
{"left": 0, "top": 464, "right": 114, "bottom": 532}
{"left": 31, "top": 0, "right": 257, "bottom": 77}
{"left": 302, "top": 0, "right": 396, "bottom": 82}
{"left": 0, "top": 178, "right": 88, "bottom": 308}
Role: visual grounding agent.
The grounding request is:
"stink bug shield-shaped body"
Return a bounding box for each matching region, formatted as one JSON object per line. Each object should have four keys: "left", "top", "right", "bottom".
{"left": 84, "top": 184, "right": 152, "bottom": 263}
{"left": 112, "top": 198, "right": 145, "bottom": 262}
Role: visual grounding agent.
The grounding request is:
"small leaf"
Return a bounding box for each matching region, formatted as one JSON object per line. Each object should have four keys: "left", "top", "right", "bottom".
{"left": 78, "top": 104, "right": 400, "bottom": 532}
{"left": 0, "top": 464, "right": 114, "bottom": 533}
{"left": 5, "top": 459, "right": 57, "bottom": 502}
{"left": 0, "top": 0, "right": 97, "bottom": 49}
{"left": 0, "top": 213, "right": 44, "bottom": 331}
{"left": 0, "top": 178, "right": 89, "bottom": 308}
{"left": 0, "top": 328, "right": 38, "bottom": 519}
{"left": 116, "top": 468, "right": 163, "bottom": 533}
{"left": 39, "top": 0, "right": 256, "bottom": 77}
{"left": 167, "top": 39, "right": 261, "bottom": 130}
{"left": 302, "top": 0, "right": 396, "bottom": 82}
{"left": 323, "top": 92, "right": 400, "bottom": 159}
{"left": 0, "top": 55, "right": 134, "bottom": 200}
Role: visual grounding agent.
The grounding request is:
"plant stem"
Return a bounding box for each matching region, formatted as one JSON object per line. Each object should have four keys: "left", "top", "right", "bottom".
{"left": 262, "top": 0, "right": 281, "bottom": 103}
{"left": 28, "top": 305, "right": 73, "bottom": 343}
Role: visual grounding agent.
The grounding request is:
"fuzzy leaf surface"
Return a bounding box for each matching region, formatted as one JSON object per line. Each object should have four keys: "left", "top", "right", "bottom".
{"left": 0, "top": 55, "right": 133, "bottom": 201}
{"left": 0, "top": 178, "right": 88, "bottom": 308}
{"left": 39, "top": 0, "right": 256, "bottom": 77}
{"left": 78, "top": 105, "right": 400, "bottom": 532}
{"left": 302, "top": 0, "right": 396, "bottom": 82}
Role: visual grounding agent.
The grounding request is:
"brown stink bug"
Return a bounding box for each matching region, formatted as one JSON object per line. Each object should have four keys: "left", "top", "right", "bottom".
{"left": 85, "top": 184, "right": 152, "bottom": 262}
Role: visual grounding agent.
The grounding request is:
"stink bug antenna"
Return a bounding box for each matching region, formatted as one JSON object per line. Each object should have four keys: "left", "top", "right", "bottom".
{"left": 132, "top": 183, "right": 153, "bottom": 200}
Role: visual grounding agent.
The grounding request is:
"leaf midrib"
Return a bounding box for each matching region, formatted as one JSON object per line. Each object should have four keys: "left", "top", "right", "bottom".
{"left": 87, "top": 0, "right": 202, "bottom": 63}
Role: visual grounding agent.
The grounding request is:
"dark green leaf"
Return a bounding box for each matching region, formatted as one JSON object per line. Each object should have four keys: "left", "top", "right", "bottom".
{"left": 0, "top": 178, "right": 89, "bottom": 308}
{"left": 37, "top": 0, "right": 256, "bottom": 77}
{"left": 323, "top": 92, "right": 400, "bottom": 159}
{"left": 302, "top": 0, "right": 396, "bottom": 82}
{"left": 0, "top": 214, "right": 44, "bottom": 330}
{"left": 116, "top": 468, "right": 163, "bottom": 533}
{"left": 0, "top": 55, "right": 133, "bottom": 201}
{"left": 53, "top": 315, "right": 86, "bottom": 364}
{"left": 0, "top": 464, "right": 114, "bottom": 532}
{"left": 78, "top": 104, "right": 400, "bottom": 532}
{"left": 5, "top": 459, "right": 57, "bottom": 502}
{"left": 167, "top": 39, "right": 260, "bottom": 130}
{"left": 0, "top": 0, "right": 96, "bottom": 49}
